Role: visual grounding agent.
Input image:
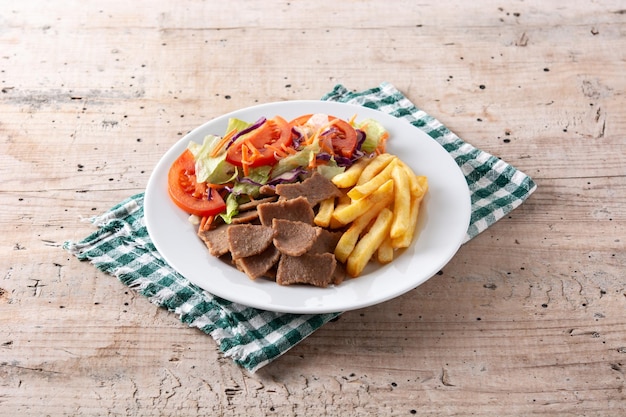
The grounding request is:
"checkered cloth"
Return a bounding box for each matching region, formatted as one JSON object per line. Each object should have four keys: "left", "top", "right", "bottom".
{"left": 64, "top": 82, "right": 536, "bottom": 372}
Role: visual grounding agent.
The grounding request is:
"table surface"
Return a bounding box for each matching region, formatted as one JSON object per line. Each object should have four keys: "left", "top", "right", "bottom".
{"left": 1, "top": 1, "right": 625, "bottom": 415}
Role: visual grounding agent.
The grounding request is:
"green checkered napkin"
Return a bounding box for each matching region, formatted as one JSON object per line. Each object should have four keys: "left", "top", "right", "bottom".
{"left": 64, "top": 82, "right": 536, "bottom": 372}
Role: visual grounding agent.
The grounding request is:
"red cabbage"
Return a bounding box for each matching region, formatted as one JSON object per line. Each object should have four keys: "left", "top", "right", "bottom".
{"left": 268, "top": 167, "right": 308, "bottom": 185}
{"left": 356, "top": 129, "right": 366, "bottom": 150}
{"left": 238, "top": 177, "right": 264, "bottom": 187}
{"left": 334, "top": 155, "right": 353, "bottom": 167}
{"left": 316, "top": 152, "right": 332, "bottom": 161}
{"left": 225, "top": 117, "right": 266, "bottom": 149}
{"left": 291, "top": 127, "right": 304, "bottom": 149}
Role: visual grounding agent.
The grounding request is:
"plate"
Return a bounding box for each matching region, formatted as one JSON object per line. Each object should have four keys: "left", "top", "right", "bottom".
{"left": 144, "top": 100, "right": 471, "bottom": 314}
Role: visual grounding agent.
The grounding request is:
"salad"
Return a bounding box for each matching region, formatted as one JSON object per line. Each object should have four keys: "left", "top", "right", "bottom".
{"left": 167, "top": 113, "right": 390, "bottom": 228}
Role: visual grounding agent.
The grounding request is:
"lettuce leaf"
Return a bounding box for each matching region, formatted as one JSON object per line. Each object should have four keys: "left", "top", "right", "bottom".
{"left": 271, "top": 143, "right": 319, "bottom": 178}
{"left": 232, "top": 165, "right": 272, "bottom": 198}
{"left": 219, "top": 193, "right": 240, "bottom": 224}
{"left": 188, "top": 135, "right": 237, "bottom": 184}
{"left": 316, "top": 159, "right": 345, "bottom": 180}
{"left": 357, "top": 118, "right": 388, "bottom": 153}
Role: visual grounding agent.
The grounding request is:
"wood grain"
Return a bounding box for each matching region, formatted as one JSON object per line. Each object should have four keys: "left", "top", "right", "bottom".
{"left": 1, "top": 0, "right": 625, "bottom": 415}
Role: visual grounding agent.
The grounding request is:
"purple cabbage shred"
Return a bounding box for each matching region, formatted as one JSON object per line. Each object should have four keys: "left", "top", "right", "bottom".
{"left": 291, "top": 127, "right": 304, "bottom": 149}
{"left": 268, "top": 167, "right": 307, "bottom": 185}
{"left": 225, "top": 117, "right": 266, "bottom": 150}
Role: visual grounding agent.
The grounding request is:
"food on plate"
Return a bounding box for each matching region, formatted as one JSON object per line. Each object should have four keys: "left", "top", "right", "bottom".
{"left": 167, "top": 112, "right": 427, "bottom": 286}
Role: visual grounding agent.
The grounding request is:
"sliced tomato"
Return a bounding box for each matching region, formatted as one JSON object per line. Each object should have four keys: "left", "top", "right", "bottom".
{"left": 167, "top": 149, "right": 226, "bottom": 216}
{"left": 290, "top": 114, "right": 358, "bottom": 158}
{"left": 225, "top": 116, "right": 292, "bottom": 167}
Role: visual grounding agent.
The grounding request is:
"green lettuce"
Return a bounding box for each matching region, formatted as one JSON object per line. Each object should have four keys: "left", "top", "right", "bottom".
{"left": 219, "top": 193, "right": 240, "bottom": 224}
{"left": 271, "top": 143, "right": 319, "bottom": 179}
{"left": 187, "top": 135, "right": 237, "bottom": 185}
{"left": 357, "top": 118, "right": 388, "bottom": 153}
{"left": 316, "top": 159, "right": 345, "bottom": 180}
{"left": 231, "top": 165, "right": 272, "bottom": 198}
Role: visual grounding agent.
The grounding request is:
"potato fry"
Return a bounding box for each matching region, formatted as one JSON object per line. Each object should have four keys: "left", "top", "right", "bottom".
{"left": 356, "top": 153, "right": 396, "bottom": 185}
{"left": 396, "top": 159, "right": 422, "bottom": 197}
{"left": 328, "top": 194, "right": 352, "bottom": 229}
{"left": 347, "top": 158, "right": 397, "bottom": 200}
{"left": 376, "top": 235, "right": 394, "bottom": 264}
{"left": 331, "top": 157, "right": 371, "bottom": 188}
{"left": 389, "top": 163, "right": 411, "bottom": 239}
{"left": 332, "top": 179, "right": 394, "bottom": 225}
{"left": 334, "top": 190, "right": 395, "bottom": 263}
{"left": 415, "top": 175, "right": 429, "bottom": 197}
{"left": 346, "top": 208, "right": 393, "bottom": 277}
{"left": 391, "top": 191, "right": 426, "bottom": 248}
{"left": 314, "top": 197, "right": 335, "bottom": 228}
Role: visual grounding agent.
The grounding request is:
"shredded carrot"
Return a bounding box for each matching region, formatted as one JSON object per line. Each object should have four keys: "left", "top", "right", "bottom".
{"left": 375, "top": 131, "right": 389, "bottom": 154}
{"left": 245, "top": 139, "right": 263, "bottom": 159}
{"left": 305, "top": 118, "right": 341, "bottom": 146}
{"left": 265, "top": 143, "right": 288, "bottom": 158}
{"left": 300, "top": 130, "right": 313, "bottom": 146}
{"left": 319, "top": 137, "right": 334, "bottom": 155}
{"left": 281, "top": 143, "right": 297, "bottom": 155}
{"left": 348, "top": 113, "right": 358, "bottom": 126}
{"left": 199, "top": 215, "right": 214, "bottom": 232}
{"left": 209, "top": 128, "right": 238, "bottom": 158}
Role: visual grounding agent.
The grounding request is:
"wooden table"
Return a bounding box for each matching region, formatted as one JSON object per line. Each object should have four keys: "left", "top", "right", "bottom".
{"left": 1, "top": 1, "right": 624, "bottom": 415}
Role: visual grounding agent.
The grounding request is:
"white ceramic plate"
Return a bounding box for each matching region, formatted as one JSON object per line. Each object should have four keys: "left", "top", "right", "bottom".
{"left": 144, "top": 100, "right": 471, "bottom": 314}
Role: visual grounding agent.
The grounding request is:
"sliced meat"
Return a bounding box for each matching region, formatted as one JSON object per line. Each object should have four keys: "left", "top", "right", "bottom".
{"left": 238, "top": 196, "right": 278, "bottom": 211}
{"left": 309, "top": 228, "right": 342, "bottom": 254}
{"left": 257, "top": 196, "right": 314, "bottom": 226}
{"left": 234, "top": 245, "right": 281, "bottom": 280}
{"left": 276, "top": 252, "right": 337, "bottom": 288}
{"left": 227, "top": 224, "right": 275, "bottom": 259}
{"left": 197, "top": 224, "right": 231, "bottom": 257}
{"left": 332, "top": 262, "right": 347, "bottom": 286}
{"left": 229, "top": 209, "right": 260, "bottom": 224}
{"left": 259, "top": 184, "right": 276, "bottom": 196}
{"left": 272, "top": 219, "right": 320, "bottom": 256}
{"left": 275, "top": 171, "right": 343, "bottom": 206}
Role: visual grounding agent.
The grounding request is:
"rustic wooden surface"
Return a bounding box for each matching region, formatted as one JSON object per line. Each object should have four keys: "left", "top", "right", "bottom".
{"left": 1, "top": 0, "right": 625, "bottom": 415}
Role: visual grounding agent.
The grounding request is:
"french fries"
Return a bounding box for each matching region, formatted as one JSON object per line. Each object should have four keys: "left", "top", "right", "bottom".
{"left": 334, "top": 186, "right": 395, "bottom": 263}
{"left": 332, "top": 179, "right": 394, "bottom": 225}
{"left": 346, "top": 208, "right": 393, "bottom": 277}
{"left": 356, "top": 153, "right": 396, "bottom": 185}
{"left": 376, "top": 235, "right": 394, "bottom": 264}
{"left": 314, "top": 197, "right": 335, "bottom": 228}
{"left": 347, "top": 158, "right": 397, "bottom": 200}
{"left": 331, "top": 157, "right": 371, "bottom": 189}
{"left": 330, "top": 153, "right": 428, "bottom": 277}
{"left": 389, "top": 162, "right": 410, "bottom": 239}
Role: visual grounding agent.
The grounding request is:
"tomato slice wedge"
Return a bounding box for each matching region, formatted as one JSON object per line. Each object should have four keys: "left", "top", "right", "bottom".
{"left": 167, "top": 149, "right": 226, "bottom": 216}
{"left": 289, "top": 114, "right": 358, "bottom": 158}
{"left": 225, "top": 116, "right": 292, "bottom": 168}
